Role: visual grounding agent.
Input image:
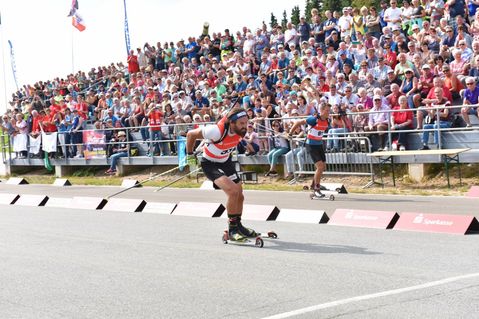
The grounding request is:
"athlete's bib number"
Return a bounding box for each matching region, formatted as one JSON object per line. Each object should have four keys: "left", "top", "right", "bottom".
{"left": 219, "top": 148, "right": 234, "bottom": 155}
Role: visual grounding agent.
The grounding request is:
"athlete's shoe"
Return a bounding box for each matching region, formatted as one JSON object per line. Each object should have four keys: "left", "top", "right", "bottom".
{"left": 313, "top": 189, "right": 325, "bottom": 198}
{"left": 228, "top": 228, "right": 248, "bottom": 242}
{"left": 238, "top": 221, "right": 259, "bottom": 238}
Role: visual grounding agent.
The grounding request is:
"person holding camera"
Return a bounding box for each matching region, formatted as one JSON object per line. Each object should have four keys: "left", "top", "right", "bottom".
{"left": 326, "top": 104, "right": 350, "bottom": 152}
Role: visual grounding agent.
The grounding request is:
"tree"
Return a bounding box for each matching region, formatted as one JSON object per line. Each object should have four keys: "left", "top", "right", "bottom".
{"left": 305, "top": 0, "right": 313, "bottom": 23}
{"left": 281, "top": 10, "right": 288, "bottom": 29}
{"left": 291, "top": 5, "right": 301, "bottom": 26}
{"left": 321, "top": 0, "right": 346, "bottom": 14}
{"left": 352, "top": 0, "right": 381, "bottom": 10}
{"left": 310, "top": 0, "right": 321, "bottom": 12}
{"left": 270, "top": 12, "right": 279, "bottom": 28}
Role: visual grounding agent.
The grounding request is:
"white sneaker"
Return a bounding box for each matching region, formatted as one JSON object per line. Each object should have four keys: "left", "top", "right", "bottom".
{"left": 383, "top": 146, "right": 389, "bottom": 151}
{"left": 391, "top": 143, "right": 398, "bottom": 151}
{"left": 399, "top": 146, "right": 406, "bottom": 151}
{"left": 74, "top": 154, "right": 83, "bottom": 158}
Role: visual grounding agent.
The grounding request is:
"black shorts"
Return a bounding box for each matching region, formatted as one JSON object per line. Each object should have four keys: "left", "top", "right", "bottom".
{"left": 201, "top": 158, "right": 240, "bottom": 189}
{"left": 306, "top": 144, "right": 326, "bottom": 163}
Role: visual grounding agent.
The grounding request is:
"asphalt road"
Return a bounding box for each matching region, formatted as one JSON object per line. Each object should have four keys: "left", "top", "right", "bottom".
{"left": 0, "top": 185, "right": 478, "bottom": 318}
{"left": 0, "top": 184, "right": 478, "bottom": 216}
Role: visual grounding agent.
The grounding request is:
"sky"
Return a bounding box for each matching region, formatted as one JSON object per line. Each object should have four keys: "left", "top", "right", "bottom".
{"left": 0, "top": 0, "right": 301, "bottom": 112}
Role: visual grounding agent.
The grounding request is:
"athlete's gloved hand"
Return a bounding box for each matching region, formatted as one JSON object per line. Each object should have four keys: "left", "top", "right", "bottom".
{"left": 187, "top": 153, "right": 197, "bottom": 167}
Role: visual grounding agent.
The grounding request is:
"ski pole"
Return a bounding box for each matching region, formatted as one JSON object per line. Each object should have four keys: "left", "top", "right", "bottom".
{"left": 106, "top": 165, "right": 181, "bottom": 199}
{"left": 154, "top": 167, "right": 202, "bottom": 192}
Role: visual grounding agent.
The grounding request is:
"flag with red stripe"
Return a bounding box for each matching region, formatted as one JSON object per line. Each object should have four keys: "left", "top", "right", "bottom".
{"left": 68, "top": 0, "right": 85, "bottom": 31}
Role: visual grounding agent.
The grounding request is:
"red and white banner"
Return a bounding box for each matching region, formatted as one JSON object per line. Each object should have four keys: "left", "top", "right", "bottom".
{"left": 328, "top": 209, "right": 399, "bottom": 229}
{"left": 394, "top": 213, "right": 479, "bottom": 235}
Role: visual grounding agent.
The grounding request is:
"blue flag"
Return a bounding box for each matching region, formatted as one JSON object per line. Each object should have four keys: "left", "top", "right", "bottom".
{"left": 178, "top": 136, "right": 187, "bottom": 171}
{"left": 8, "top": 40, "right": 19, "bottom": 90}
{"left": 123, "top": 0, "right": 131, "bottom": 55}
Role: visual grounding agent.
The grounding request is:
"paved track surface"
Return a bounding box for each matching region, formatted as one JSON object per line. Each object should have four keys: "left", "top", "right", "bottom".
{"left": 0, "top": 184, "right": 478, "bottom": 318}
{"left": 0, "top": 184, "right": 478, "bottom": 216}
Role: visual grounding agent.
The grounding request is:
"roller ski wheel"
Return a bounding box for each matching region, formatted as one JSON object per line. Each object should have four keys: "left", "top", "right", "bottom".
{"left": 255, "top": 237, "right": 264, "bottom": 248}
{"left": 267, "top": 231, "right": 278, "bottom": 239}
{"left": 303, "top": 185, "right": 310, "bottom": 191}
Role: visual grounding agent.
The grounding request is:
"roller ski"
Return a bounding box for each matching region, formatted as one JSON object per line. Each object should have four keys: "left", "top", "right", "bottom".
{"left": 310, "top": 187, "right": 336, "bottom": 201}
{"left": 222, "top": 229, "right": 278, "bottom": 248}
{"left": 222, "top": 216, "right": 277, "bottom": 248}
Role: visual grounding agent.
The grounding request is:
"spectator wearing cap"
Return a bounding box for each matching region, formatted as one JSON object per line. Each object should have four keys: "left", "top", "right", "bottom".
{"left": 461, "top": 77, "right": 479, "bottom": 127}
{"left": 365, "top": 95, "right": 390, "bottom": 151}
{"left": 106, "top": 131, "right": 129, "bottom": 174}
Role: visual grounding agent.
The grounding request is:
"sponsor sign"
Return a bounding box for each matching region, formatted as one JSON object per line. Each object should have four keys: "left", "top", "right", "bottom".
{"left": 329, "top": 209, "right": 399, "bottom": 229}
{"left": 394, "top": 213, "right": 479, "bottom": 235}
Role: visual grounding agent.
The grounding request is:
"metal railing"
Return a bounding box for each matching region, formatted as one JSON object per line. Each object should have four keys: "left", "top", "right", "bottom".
{"left": 1, "top": 103, "right": 478, "bottom": 167}
{"left": 289, "top": 135, "right": 377, "bottom": 188}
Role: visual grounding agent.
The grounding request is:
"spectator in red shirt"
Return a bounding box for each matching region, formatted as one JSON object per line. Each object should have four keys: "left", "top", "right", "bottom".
{"left": 146, "top": 104, "right": 169, "bottom": 156}
{"left": 74, "top": 95, "right": 89, "bottom": 120}
{"left": 31, "top": 110, "right": 45, "bottom": 137}
{"left": 127, "top": 50, "right": 140, "bottom": 74}
{"left": 390, "top": 96, "right": 414, "bottom": 150}
{"left": 386, "top": 83, "right": 403, "bottom": 109}
{"left": 41, "top": 109, "right": 58, "bottom": 133}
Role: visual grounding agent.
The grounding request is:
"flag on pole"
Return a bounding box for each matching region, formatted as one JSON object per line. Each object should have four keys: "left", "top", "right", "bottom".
{"left": 123, "top": 0, "right": 132, "bottom": 55}
{"left": 68, "top": 0, "right": 85, "bottom": 32}
{"left": 8, "top": 40, "right": 19, "bottom": 90}
{"left": 67, "top": 0, "right": 79, "bottom": 17}
{"left": 72, "top": 11, "right": 86, "bottom": 31}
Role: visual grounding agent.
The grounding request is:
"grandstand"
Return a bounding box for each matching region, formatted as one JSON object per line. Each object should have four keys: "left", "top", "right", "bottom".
{"left": 2, "top": 2, "right": 479, "bottom": 182}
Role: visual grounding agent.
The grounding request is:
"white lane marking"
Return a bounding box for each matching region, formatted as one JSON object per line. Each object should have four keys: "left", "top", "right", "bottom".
{"left": 261, "top": 272, "right": 479, "bottom": 319}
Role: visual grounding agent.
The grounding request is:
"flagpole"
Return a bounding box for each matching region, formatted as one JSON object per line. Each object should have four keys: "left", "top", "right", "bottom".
{"left": 0, "top": 12, "right": 8, "bottom": 110}
{"left": 71, "top": 26, "right": 75, "bottom": 74}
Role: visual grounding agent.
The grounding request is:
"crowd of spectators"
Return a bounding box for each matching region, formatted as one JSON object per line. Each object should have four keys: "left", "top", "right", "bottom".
{"left": 2, "top": 1, "right": 479, "bottom": 166}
